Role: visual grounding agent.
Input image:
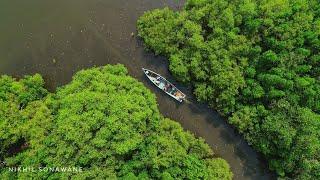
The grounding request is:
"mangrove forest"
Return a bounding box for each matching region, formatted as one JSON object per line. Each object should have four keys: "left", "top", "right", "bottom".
{"left": 0, "top": 65, "right": 232, "bottom": 179}
{"left": 138, "top": 0, "right": 320, "bottom": 179}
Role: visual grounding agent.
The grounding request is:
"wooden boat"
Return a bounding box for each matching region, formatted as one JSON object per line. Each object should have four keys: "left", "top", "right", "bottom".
{"left": 142, "top": 68, "right": 186, "bottom": 102}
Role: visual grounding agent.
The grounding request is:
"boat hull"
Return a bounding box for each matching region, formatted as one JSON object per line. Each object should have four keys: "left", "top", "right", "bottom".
{"left": 142, "top": 68, "right": 186, "bottom": 102}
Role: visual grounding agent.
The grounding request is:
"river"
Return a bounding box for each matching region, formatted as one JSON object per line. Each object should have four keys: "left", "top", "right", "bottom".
{"left": 0, "top": 0, "right": 274, "bottom": 179}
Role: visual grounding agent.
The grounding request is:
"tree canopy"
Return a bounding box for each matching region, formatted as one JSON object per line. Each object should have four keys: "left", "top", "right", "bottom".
{"left": 137, "top": 0, "right": 320, "bottom": 179}
{"left": 0, "top": 64, "right": 232, "bottom": 179}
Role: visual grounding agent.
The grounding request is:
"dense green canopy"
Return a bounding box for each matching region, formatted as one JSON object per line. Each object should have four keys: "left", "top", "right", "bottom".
{"left": 0, "top": 64, "right": 232, "bottom": 179}
{"left": 137, "top": 0, "right": 320, "bottom": 179}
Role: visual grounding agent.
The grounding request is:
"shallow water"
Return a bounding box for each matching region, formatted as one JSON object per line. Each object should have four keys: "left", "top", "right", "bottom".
{"left": 0, "top": 0, "right": 274, "bottom": 179}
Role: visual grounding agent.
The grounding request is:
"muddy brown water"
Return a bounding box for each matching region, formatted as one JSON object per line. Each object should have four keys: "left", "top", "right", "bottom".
{"left": 0, "top": 0, "right": 275, "bottom": 179}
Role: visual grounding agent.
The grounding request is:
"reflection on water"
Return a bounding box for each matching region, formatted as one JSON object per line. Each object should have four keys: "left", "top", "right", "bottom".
{"left": 0, "top": 0, "right": 274, "bottom": 179}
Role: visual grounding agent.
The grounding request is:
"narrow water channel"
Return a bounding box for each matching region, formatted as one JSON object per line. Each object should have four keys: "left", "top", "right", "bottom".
{"left": 0, "top": 0, "right": 274, "bottom": 179}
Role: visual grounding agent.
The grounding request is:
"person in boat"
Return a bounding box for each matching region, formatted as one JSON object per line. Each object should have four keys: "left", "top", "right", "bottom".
{"left": 170, "top": 87, "right": 177, "bottom": 95}
{"left": 165, "top": 83, "right": 172, "bottom": 93}
{"left": 174, "top": 91, "right": 182, "bottom": 97}
{"left": 155, "top": 76, "right": 161, "bottom": 85}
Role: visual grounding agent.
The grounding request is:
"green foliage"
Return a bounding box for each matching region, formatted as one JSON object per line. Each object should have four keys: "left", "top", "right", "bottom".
{"left": 0, "top": 65, "right": 232, "bottom": 179}
{"left": 137, "top": 0, "right": 320, "bottom": 178}
{"left": 0, "top": 74, "right": 48, "bottom": 160}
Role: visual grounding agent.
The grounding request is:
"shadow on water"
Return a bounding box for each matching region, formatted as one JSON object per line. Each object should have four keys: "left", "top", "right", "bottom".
{"left": 0, "top": 0, "right": 275, "bottom": 179}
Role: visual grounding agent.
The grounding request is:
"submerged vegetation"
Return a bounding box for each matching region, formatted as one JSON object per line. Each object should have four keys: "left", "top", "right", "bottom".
{"left": 138, "top": 0, "right": 320, "bottom": 179}
{"left": 0, "top": 64, "right": 232, "bottom": 179}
